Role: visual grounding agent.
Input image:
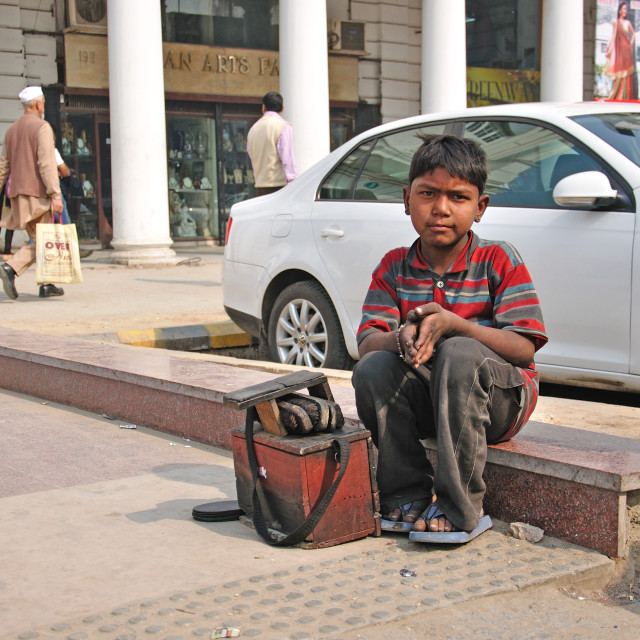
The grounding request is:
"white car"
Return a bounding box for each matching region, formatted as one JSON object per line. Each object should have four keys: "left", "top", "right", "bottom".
{"left": 223, "top": 102, "right": 640, "bottom": 392}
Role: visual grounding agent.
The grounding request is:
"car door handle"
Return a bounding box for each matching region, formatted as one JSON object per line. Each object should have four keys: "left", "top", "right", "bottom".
{"left": 320, "top": 227, "right": 344, "bottom": 238}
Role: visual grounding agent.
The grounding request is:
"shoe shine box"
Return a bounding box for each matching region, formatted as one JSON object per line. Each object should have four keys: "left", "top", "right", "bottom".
{"left": 232, "top": 424, "right": 381, "bottom": 548}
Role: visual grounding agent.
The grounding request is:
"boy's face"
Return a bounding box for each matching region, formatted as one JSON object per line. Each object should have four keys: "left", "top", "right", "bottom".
{"left": 403, "top": 167, "right": 489, "bottom": 260}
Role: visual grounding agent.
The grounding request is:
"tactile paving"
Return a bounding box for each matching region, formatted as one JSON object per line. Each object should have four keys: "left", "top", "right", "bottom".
{"left": 4, "top": 530, "right": 610, "bottom": 640}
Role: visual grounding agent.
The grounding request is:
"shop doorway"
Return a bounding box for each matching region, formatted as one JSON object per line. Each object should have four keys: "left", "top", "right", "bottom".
{"left": 217, "top": 105, "right": 261, "bottom": 241}
{"left": 97, "top": 119, "right": 112, "bottom": 246}
{"left": 60, "top": 111, "right": 113, "bottom": 248}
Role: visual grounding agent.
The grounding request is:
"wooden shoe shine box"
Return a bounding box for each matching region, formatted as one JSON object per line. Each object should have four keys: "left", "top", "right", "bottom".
{"left": 232, "top": 424, "right": 381, "bottom": 549}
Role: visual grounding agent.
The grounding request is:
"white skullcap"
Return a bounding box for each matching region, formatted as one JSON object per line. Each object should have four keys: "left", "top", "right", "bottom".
{"left": 18, "top": 86, "right": 43, "bottom": 103}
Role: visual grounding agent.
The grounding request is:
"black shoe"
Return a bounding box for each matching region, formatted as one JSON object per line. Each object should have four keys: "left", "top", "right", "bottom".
{"left": 79, "top": 249, "right": 93, "bottom": 259}
{"left": 0, "top": 263, "right": 18, "bottom": 300}
{"left": 39, "top": 284, "right": 64, "bottom": 298}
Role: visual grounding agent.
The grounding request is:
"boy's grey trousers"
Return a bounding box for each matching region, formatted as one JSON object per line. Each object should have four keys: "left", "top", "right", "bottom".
{"left": 352, "top": 336, "right": 538, "bottom": 531}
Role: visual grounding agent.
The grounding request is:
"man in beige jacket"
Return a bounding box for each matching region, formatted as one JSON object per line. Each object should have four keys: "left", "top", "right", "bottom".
{"left": 247, "top": 92, "right": 298, "bottom": 196}
{"left": 0, "top": 86, "right": 64, "bottom": 300}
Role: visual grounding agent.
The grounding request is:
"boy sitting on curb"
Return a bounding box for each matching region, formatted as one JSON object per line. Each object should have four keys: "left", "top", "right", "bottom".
{"left": 353, "top": 134, "right": 548, "bottom": 541}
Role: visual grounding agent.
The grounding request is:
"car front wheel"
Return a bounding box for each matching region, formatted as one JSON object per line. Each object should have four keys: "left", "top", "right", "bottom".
{"left": 268, "top": 281, "right": 350, "bottom": 369}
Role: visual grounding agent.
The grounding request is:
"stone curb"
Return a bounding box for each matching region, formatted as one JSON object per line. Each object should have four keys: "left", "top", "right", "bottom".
{"left": 86, "top": 320, "right": 252, "bottom": 352}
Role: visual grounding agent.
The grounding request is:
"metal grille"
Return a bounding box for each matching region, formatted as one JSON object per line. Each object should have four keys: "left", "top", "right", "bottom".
{"left": 65, "top": 96, "right": 217, "bottom": 117}
{"left": 66, "top": 94, "right": 110, "bottom": 111}
{"left": 165, "top": 100, "right": 216, "bottom": 115}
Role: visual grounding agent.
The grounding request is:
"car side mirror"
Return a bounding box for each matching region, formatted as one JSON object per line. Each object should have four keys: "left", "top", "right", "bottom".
{"left": 552, "top": 171, "right": 617, "bottom": 208}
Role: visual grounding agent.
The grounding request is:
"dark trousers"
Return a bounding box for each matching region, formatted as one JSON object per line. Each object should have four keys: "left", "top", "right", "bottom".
{"left": 3, "top": 229, "right": 12, "bottom": 254}
{"left": 255, "top": 186, "right": 282, "bottom": 197}
{"left": 352, "top": 337, "right": 538, "bottom": 531}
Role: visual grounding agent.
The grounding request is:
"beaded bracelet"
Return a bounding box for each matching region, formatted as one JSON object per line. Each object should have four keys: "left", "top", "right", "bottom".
{"left": 395, "top": 324, "right": 405, "bottom": 361}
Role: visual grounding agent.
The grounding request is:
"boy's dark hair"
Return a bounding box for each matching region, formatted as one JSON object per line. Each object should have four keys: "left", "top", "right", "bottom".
{"left": 408, "top": 133, "right": 488, "bottom": 194}
{"left": 263, "top": 91, "right": 284, "bottom": 112}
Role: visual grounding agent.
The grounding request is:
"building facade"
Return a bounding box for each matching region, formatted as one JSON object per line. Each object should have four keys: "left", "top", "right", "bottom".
{"left": 0, "top": 0, "right": 606, "bottom": 256}
{"left": 0, "top": 1, "right": 57, "bottom": 147}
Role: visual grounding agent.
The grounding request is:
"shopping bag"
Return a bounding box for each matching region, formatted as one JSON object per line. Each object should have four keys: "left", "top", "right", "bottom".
{"left": 35, "top": 219, "right": 83, "bottom": 284}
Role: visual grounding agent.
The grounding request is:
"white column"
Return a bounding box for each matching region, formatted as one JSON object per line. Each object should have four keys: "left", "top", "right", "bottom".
{"left": 540, "top": 0, "right": 583, "bottom": 102}
{"left": 107, "top": 0, "right": 176, "bottom": 265}
{"left": 421, "top": 0, "right": 467, "bottom": 114}
{"left": 279, "top": 0, "right": 330, "bottom": 175}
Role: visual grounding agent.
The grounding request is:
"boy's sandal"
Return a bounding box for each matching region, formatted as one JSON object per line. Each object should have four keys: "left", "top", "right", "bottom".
{"left": 409, "top": 502, "right": 493, "bottom": 544}
{"left": 380, "top": 498, "right": 430, "bottom": 533}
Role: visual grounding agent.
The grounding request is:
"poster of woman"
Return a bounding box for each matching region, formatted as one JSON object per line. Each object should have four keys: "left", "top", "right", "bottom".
{"left": 595, "top": 0, "right": 639, "bottom": 100}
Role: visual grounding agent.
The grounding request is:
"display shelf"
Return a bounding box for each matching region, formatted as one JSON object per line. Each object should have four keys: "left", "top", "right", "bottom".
{"left": 219, "top": 117, "right": 255, "bottom": 214}
{"left": 61, "top": 113, "right": 99, "bottom": 241}
{"left": 167, "top": 115, "right": 217, "bottom": 240}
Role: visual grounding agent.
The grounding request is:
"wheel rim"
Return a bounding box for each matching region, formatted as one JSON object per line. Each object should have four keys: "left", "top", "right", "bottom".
{"left": 275, "top": 298, "right": 328, "bottom": 367}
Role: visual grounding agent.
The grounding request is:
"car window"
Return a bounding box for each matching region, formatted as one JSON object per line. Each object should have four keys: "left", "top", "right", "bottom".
{"left": 318, "top": 141, "right": 373, "bottom": 200}
{"left": 571, "top": 113, "right": 640, "bottom": 167}
{"left": 462, "top": 119, "right": 604, "bottom": 208}
{"left": 318, "top": 124, "right": 445, "bottom": 202}
{"left": 353, "top": 124, "right": 446, "bottom": 202}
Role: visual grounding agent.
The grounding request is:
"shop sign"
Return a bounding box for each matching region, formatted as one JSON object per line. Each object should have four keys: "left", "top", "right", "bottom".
{"left": 66, "top": 33, "right": 109, "bottom": 89}
{"left": 467, "top": 67, "right": 540, "bottom": 106}
{"left": 64, "top": 33, "right": 358, "bottom": 103}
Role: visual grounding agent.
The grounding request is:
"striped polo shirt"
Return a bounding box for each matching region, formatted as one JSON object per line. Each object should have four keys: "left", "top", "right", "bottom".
{"left": 357, "top": 231, "right": 548, "bottom": 376}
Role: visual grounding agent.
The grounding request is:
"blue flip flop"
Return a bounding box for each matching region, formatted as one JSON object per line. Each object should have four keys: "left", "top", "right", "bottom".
{"left": 380, "top": 500, "right": 429, "bottom": 533}
{"left": 380, "top": 520, "right": 415, "bottom": 533}
{"left": 408, "top": 503, "right": 493, "bottom": 544}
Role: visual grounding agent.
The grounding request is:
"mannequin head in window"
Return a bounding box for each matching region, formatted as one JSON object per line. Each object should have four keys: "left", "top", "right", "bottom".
{"left": 262, "top": 91, "right": 283, "bottom": 114}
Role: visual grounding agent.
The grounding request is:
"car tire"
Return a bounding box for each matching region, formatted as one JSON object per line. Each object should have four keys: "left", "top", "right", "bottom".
{"left": 268, "top": 281, "right": 350, "bottom": 369}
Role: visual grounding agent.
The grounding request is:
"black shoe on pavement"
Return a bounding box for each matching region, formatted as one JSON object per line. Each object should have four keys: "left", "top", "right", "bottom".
{"left": 39, "top": 284, "right": 65, "bottom": 298}
{"left": 0, "top": 263, "right": 18, "bottom": 300}
{"left": 79, "top": 249, "right": 93, "bottom": 259}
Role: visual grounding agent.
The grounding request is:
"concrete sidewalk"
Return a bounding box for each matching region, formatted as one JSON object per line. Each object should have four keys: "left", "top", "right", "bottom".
{"left": 0, "top": 244, "right": 232, "bottom": 340}
{"left": 2, "top": 388, "right": 638, "bottom": 640}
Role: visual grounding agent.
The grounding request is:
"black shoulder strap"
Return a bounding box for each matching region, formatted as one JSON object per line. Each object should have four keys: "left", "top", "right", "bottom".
{"left": 244, "top": 406, "right": 350, "bottom": 547}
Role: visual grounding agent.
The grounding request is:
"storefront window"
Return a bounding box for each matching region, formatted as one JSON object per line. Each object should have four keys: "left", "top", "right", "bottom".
{"left": 330, "top": 122, "right": 349, "bottom": 151}
{"left": 218, "top": 116, "right": 255, "bottom": 217}
{"left": 167, "top": 115, "right": 218, "bottom": 241}
{"left": 465, "top": 0, "right": 541, "bottom": 106}
{"left": 162, "top": 0, "right": 279, "bottom": 50}
{"left": 466, "top": 0, "right": 540, "bottom": 70}
{"left": 59, "top": 113, "right": 99, "bottom": 241}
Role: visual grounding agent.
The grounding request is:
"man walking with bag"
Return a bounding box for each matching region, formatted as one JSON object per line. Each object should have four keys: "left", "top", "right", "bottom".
{"left": 0, "top": 86, "right": 64, "bottom": 300}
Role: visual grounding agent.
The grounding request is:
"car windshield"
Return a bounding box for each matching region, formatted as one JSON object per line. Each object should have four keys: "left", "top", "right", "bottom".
{"left": 570, "top": 112, "right": 640, "bottom": 167}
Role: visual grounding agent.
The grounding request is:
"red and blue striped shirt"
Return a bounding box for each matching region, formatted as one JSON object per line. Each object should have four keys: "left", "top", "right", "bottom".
{"left": 357, "top": 231, "right": 548, "bottom": 377}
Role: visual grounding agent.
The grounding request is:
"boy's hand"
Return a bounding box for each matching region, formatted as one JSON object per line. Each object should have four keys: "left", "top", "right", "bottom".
{"left": 398, "top": 321, "right": 419, "bottom": 362}
{"left": 403, "top": 303, "right": 460, "bottom": 367}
